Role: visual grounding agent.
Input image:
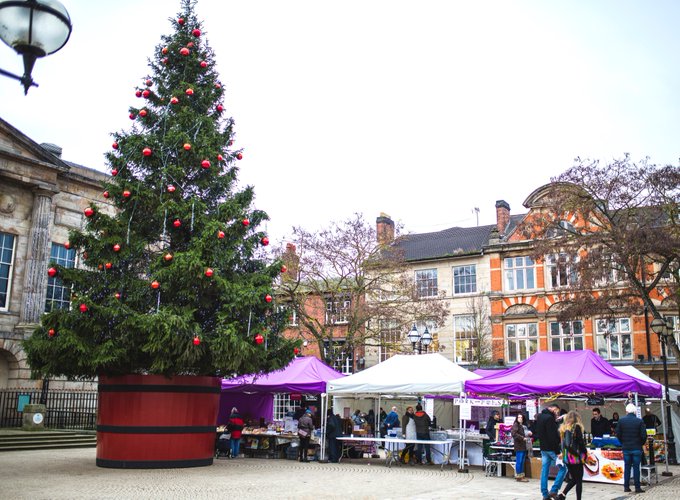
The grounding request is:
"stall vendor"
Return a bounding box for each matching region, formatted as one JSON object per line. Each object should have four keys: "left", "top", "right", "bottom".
{"left": 590, "top": 408, "right": 610, "bottom": 437}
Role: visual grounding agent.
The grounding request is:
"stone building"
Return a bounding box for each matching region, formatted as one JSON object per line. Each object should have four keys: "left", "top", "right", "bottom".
{"left": 0, "top": 118, "right": 111, "bottom": 389}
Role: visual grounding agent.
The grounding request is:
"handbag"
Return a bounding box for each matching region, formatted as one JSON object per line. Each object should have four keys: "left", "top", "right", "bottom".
{"left": 298, "top": 429, "right": 309, "bottom": 438}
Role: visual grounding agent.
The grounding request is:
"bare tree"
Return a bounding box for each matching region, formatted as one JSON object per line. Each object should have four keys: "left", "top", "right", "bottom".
{"left": 519, "top": 155, "right": 680, "bottom": 367}
{"left": 466, "top": 294, "right": 493, "bottom": 366}
{"left": 276, "top": 214, "right": 449, "bottom": 367}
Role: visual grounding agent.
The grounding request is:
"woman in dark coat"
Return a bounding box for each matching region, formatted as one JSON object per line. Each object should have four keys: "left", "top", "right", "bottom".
{"left": 511, "top": 413, "right": 532, "bottom": 481}
{"left": 325, "top": 409, "right": 341, "bottom": 463}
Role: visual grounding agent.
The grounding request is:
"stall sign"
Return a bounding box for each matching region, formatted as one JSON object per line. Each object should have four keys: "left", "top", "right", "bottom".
{"left": 526, "top": 399, "right": 537, "bottom": 420}
{"left": 289, "top": 393, "right": 302, "bottom": 401}
{"left": 453, "top": 398, "right": 504, "bottom": 407}
{"left": 459, "top": 402, "right": 472, "bottom": 421}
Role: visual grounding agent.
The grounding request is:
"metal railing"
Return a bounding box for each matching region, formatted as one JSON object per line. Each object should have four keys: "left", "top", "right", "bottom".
{"left": 0, "top": 389, "right": 98, "bottom": 430}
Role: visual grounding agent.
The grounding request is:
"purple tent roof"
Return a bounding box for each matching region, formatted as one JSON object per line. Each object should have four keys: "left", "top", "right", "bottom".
{"left": 473, "top": 368, "right": 506, "bottom": 377}
{"left": 221, "top": 356, "right": 345, "bottom": 394}
{"left": 464, "top": 351, "right": 662, "bottom": 398}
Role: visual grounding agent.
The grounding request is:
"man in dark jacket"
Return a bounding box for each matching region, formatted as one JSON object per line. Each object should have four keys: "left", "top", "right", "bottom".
{"left": 617, "top": 403, "right": 647, "bottom": 493}
{"left": 536, "top": 403, "right": 567, "bottom": 500}
{"left": 412, "top": 404, "right": 432, "bottom": 464}
{"left": 325, "top": 409, "right": 341, "bottom": 463}
{"left": 590, "top": 408, "right": 610, "bottom": 437}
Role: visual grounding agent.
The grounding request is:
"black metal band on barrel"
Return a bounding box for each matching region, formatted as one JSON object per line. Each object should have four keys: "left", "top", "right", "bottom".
{"left": 97, "top": 425, "right": 216, "bottom": 434}
{"left": 96, "top": 457, "right": 214, "bottom": 469}
{"left": 97, "top": 384, "right": 221, "bottom": 394}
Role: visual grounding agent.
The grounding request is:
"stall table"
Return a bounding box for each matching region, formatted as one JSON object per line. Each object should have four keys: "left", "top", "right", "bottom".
{"left": 241, "top": 432, "right": 318, "bottom": 460}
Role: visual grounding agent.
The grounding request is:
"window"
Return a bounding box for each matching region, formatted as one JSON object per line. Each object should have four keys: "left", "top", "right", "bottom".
{"left": 325, "top": 297, "right": 350, "bottom": 324}
{"left": 379, "top": 319, "right": 400, "bottom": 362}
{"left": 549, "top": 320, "right": 584, "bottom": 351}
{"left": 323, "top": 340, "right": 354, "bottom": 374}
{"left": 0, "top": 232, "right": 16, "bottom": 310}
{"left": 504, "top": 257, "right": 535, "bottom": 291}
{"left": 663, "top": 316, "right": 679, "bottom": 359}
{"left": 547, "top": 220, "right": 575, "bottom": 238}
{"left": 453, "top": 265, "right": 476, "bottom": 294}
{"left": 273, "top": 393, "right": 302, "bottom": 421}
{"left": 277, "top": 304, "right": 298, "bottom": 326}
{"left": 453, "top": 315, "right": 477, "bottom": 364}
{"left": 45, "top": 243, "right": 77, "bottom": 312}
{"left": 596, "top": 318, "right": 632, "bottom": 360}
{"left": 505, "top": 323, "right": 538, "bottom": 363}
{"left": 546, "top": 254, "right": 577, "bottom": 288}
{"left": 415, "top": 269, "right": 438, "bottom": 298}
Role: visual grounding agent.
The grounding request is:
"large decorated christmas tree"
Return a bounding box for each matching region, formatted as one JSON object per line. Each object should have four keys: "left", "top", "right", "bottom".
{"left": 24, "top": 0, "right": 296, "bottom": 380}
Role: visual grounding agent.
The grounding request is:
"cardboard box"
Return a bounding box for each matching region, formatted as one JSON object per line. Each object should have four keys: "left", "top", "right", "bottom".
{"left": 526, "top": 456, "right": 542, "bottom": 479}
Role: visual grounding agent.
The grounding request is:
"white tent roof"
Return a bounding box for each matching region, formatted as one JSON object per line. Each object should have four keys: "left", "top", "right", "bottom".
{"left": 615, "top": 365, "right": 679, "bottom": 401}
{"left": 327, "top": 353, "right": 480, "bottom": 395}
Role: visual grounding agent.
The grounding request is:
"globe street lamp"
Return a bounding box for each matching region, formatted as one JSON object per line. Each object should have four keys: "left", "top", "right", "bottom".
{"left": 408, "top": 324, "right": 432, "bottom": 354}
{"left": 0, "top": 0, "right": 72, "bottom": 94}
{"left": 650, "top": 317, "right": 676, "bottom": 470}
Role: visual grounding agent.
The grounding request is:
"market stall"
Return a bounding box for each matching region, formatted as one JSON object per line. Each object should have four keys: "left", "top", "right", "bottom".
{"left": 464, "top": 351, "right": 663, "bottom": 485}
{"left": 219, "top": 356, "right": 344, "bottom": 459}
{"left": 325, "top": 353, "right": 482, "bottom": 467}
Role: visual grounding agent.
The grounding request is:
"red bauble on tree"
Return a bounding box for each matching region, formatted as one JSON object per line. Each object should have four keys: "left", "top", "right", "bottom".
{"left": 102, "top": 191, "right": 110, "bottom": 199}
{"left": 135, "top": 90, "right": 142, "bottom": 98}
{"left": 264, "top": 294, "right": 272, "bottom": 303}
{"left": 129, "top": 113, "right": 136, "bottom": 120}
{"left": 180, "top": 47, "right": 190, "bottom": 56}
{"left": 145, "top": 79, "right": 152, "bottom": 87}
{"left": 112, "top": 142, "right": 119, "bottom": 150}
{"left": 261, "top": 237, "right": 269, "bottom": 246}
{"left": 64, "top": 241, "right": 71, "bottom": 250}
{"left": 111, "top": 169, "right": 118, "bottom": 177}
{"left": 142, "top": 147, "right": 152, "bottom": 156}
{"left": 114, "top": 292, "right": 121, "bottom": 300}
{"left": 151, "top": 280, "right": 160, "bottom": 290}
{"left": 204, "top": 268, "right": 214, "bottom": 277}
{"left": 105, "top": 262, "right": 112, "bottom": 269}
{"left": 164, "top": 253, "right": 173, "bottom": 262}
{"left": 187, "top": 41, "right": 194, "bottom": 48}
{"left": 254, "top": 333, "right": 264, "bottom": 345}
{"left": 122, "top": 190, "right": 131, "bottom": 198}
{"left": 79, "top": 303, "right": 88, "bottom": 313}
{"left": 47, "top": 267, "right": 57, "bottom": 278}
{"left": 201, "top": 159, "right": 210, "bottom": 169}
{"left": 142, "top": 89, "right": 150, "bottom": 98}
{"left": 185, "top": 88, "right": 194, "bottom": 96}
{"left": 139, "top": 109, "right": 148, "bottom": 117}
{"left": 177, "top": 17, "right": 185, "bottom": 25}
{"left": 170, "top": 96, "right": 179, "bottom": 105}
{"left": 193, "top": 336, "right": 201, "bottom": 346}
{"left": 192, "top": 28, "right": 201, "bottom": 37}
{"left": 242, "top": 218, "right": 250, "bottom": 227}
{"left": 216, "top": 104, "right": 223, "bottom": 112}
{"left": 173, "top": 219, "right": 181, "bottom": 228}
{"left": 48, "top": 328, "right": 56, "bottom": 337}
{"left": 236, "top": 152, "right": 243, "bottom": 160}
{"left": 294, "top": 347, "right": 300, "bottom": 355}
{"left": 162, "top": 47, "right": 168, "bottom": 55}
{"left": 162, "top": 57, "right": 169, "bottom": 65}
{"left": 216, "top": 154, "right": 223, "bottom": 162}
{"left": 183, "top": 143, "right": 191, "bottom": 151}
{"left": 217, "top": 230, "right": 225, "bottom": 239}
{"left": 167, "top": 184, "right": 176, "bottom": 193}
{"left": 113, "top": 244, "right": 121, "bottom": 252}
{"left": 215, "top": 83, "right": 221, "bottom": 89}
{"left": 84, "top": 207, "right": 94, "bottom": 217}
{"left": 200, "top": 60, "right": 207, "bottom": 68}
{"left": 280, "top": 265, "right": 287, "bottom": 274}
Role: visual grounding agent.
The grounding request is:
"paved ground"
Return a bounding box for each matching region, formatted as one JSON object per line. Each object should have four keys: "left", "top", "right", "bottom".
{"left": 0, "top": 448, "right": 678, "bottom": 500}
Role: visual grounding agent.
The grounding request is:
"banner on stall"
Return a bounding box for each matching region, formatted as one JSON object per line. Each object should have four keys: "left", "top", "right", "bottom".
{"left": 453, "top": 398, "right": 504, "bottom": 407}
{"left": 459, "top": 402, "right": 472, "bottom": 420}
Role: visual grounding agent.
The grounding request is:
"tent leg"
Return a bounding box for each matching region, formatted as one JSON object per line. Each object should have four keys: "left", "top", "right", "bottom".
{"left": 660, "top": 398, "right": 670, "bottom": 475}
{"left": 319, "top": 393, "right": 328, "bottom": 463}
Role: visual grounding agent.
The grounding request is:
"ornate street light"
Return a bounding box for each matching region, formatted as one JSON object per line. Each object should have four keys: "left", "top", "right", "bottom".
{"left": 0, "top": 0, "right": 72, "bottom": 94}
{"left": 408, "top": 324, "right": 432, "bottom": 354}
{"left": 650, "top": 317, "right": 676, "bottom": 470}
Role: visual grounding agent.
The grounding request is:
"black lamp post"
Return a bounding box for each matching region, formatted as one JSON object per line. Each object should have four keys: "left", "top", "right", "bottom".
{"left": 0, "top": 0, "right": 72, "bottom": 94}
{"left": 650, "top": 317, "right": 676, "bottom": 470}
{"left": 407, "top": 324, "right": 432, "bottom": 354}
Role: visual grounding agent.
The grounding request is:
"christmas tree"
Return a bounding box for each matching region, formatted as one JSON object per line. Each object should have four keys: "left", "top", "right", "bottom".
{"left": 24, "top": 0, "right": 296, "bottom": 378}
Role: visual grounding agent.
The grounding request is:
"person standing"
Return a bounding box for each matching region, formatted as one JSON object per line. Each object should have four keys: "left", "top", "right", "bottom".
{"left": 590, "top": 408, "right": 610, "bottom": 437}
{"left": 556, "top": 411, "right": 588, "bottom": 500}
{"left": 486, "top": 410, "right": 501, "bottom": 442}
{"left": 383, "top": 406, "right": 400, "bottom": 434}
{"left": 325, "top": 409, "right": 341, "bottom": 463}
{"left": 511, "top": 413, "right": 532, "bottom": 482}
{"left": 536, "top": 403, "right": 567, "bottom": 500}
{"left": 609, "top": 412, "right": 620, "bottom": 436}
{"left": 298, "top": 409, "right": 315, "bottom": 462}
{"left": 642, "top": 408, "right": 661, "bottom": 430}
{"left": 226, "top": 407, "right": 244, "bottom": 459}
{"left": 412, "top": 404, "right": 432, "bottom": 465}
{"left": 400, "top": 406, "right": 417, "bottom": 464}
{"left": 617, "top": 403, "right": 647, "bottom": 493}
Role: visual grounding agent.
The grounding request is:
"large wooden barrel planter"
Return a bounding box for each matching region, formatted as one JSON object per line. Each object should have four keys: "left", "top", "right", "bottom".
{"left": 96, "top": 374, "right": 221, "bottom": 469}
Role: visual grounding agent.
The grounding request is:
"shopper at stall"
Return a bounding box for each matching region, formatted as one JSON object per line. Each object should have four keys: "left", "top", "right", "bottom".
{"left": 609, "top": 412, "right": 620, "bottom": 436}
{"left": 400, "top": 406, "right": 417, "bottom": 464}
{"left": 590, "top": 408, "right": 610, "bottom": 437}
{"left": 642, "top": 408, "right": 661, "bottom": 430}
{"left": 486, "top": 410, "right": 501, "bottom": 442}
{"left": 536, "top": 403, "right": 567, "bottom": 500}
{"left": 511, "top": 413, "right": 532, "bottom": 482}
{"left": 556, "top": 411, "right": 587, "bottom": 500}
{"left": 325, "top": 409, "right": 341, "bottom": 463}
{"left": 384, "top": 406, "right": 400, "bottom": 434}
{"left": 366, "top": 409, "right": 376, "bottom": 436}
{"left": 352, "top": 409, "right": 366, "bottom": 427}
{"left": 298, "top": 409, "right": 315, "bottom": 462}
{"left": 618, "top": 403, "right": 647, "bottom": 493}
{"left": 227, "top": 407, "right": 244, "bottom": 459}
{"left": 413, "top": 404, "right": 432, "bottom": 465}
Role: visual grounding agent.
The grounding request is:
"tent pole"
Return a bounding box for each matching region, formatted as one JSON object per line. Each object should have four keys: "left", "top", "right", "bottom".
{"left": 660, "top": 398, "right": 670, "bottom": 475}
{"left": 319, "top": 393, "right": 327, "bottom": 462}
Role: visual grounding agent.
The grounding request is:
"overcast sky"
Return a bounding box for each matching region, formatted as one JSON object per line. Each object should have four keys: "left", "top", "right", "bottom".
{"left": 1, "top": 0, "right": 679, "bottom": 244}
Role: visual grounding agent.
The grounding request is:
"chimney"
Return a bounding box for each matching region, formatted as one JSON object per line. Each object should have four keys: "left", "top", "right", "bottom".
{"left": 376, "top": 213, "right": 395, "bottom": 245}
{"left": 495, "top": 200, "right": 510, "bottom": 236}
{"left": 282, "top": 243, "right": 299, "bottom": 281}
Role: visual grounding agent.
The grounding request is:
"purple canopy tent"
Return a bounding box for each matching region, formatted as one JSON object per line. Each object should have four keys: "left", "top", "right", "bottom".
{"left": 218, "top": 356, "right": 345, "bottom": 423}
{"left": 473, "top": 368, "right": 506, "bottom": 378}
{"left": 464, "top": 351, "right": 662, "bottom": 398}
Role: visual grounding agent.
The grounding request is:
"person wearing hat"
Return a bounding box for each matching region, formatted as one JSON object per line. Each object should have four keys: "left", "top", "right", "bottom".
{"left": 297, "top": 408, "right": 315, "bottom": 462}
{"left": 616, "top": 403, "right": 647, "bottom": 493}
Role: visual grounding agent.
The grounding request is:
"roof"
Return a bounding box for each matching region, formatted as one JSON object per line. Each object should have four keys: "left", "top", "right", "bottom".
{"left": 327, "top": 353, "right": 480, "bottom": 395}
{"left": 395, "top": 215, "right": 525, "bottom": 262}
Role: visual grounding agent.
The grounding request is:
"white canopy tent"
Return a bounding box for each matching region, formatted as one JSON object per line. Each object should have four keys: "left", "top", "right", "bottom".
{"left": 327, "top": 353, "right": 481, "bottom": 395}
